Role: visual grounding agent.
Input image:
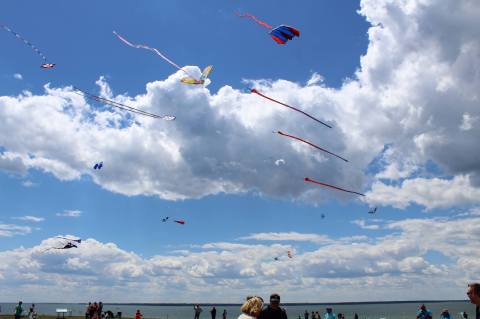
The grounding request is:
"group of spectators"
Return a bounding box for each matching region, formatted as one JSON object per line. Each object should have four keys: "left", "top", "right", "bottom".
{"left": 302, "top": 308, "right": 354, "bottom": 319}
{"left": 85, "top": 302, "right": 113, "bottom": 319}
{"left": 14, "top": 302, "right": 37, "bottom": 319}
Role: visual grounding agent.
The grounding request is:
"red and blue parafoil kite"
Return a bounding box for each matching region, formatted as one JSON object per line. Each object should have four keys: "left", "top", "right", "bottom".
{"left": 237, "top": 13, "right": 300, "bottom": 45}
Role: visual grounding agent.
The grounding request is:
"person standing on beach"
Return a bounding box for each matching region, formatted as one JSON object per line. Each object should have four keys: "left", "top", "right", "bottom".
{"left": 14, "top": 301, "right": 23, "bottom": 319}
{"left": 86, "top": 303, "right": 92, "bottom": 319}
{"left": 135, "top": 310, "right": 142, "bottom": 319}
{"left": 194, "top": 305, "right": 203, "bottom": 319}
{"left": 258, "top": 293, "right": 287, "bottom": 319}
{"left": 238, "top": 296, "right": 264, "bottom": 319}
{"left": 211, "top": 307, "right": 217, "bottom": 319}
{"left": 304, "top": 310, "right": 309, "bottom": 319}
{"left": 354, "top": 314, "right": 358, "bottom": 319}
{"left": 416, "top": 304, "right": 432, "bottom": 319}
{"left": 98, "top": 302, "right": 104, "bottom": 319}
{"left": 440, "top": 309, "right": 451, "bottom": 319}
{"left": 223, "top": 309, "right": 227, "bottom": 319}
{"left": 467, "top": 283, "right": 480, "bottom": 319}
{"left": 324, "top": 308, "right": 336, "bottom": 319}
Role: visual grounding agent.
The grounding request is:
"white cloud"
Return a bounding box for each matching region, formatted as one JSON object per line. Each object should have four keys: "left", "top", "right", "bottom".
{"left": 0, "top": 223, "right": 32, "bottom": 237}
{"left": 21, "top": 180, "right": 36, "bottom": 187}
{"left": 1, "top": 213, "right": 479, "bottom": 301}
{"left": 366, "top": 175, "right": 480, "bottom": 209}
{"left": 56, "top": 210, "right": 82, "bottom": 217}
{"left": 0, "top": 0, "right": 478, "bottom": 209}
{"left": 13, "top": 73, "right": 23, "bottom": 80}
{"left": 240, "top": 232, "right": 331, "bottom": 244}
{"left": 351, "top": 219, "right": 380, "bottom": 230}
{"left": 13, "top": 215, "right": 45, "bottom": 222}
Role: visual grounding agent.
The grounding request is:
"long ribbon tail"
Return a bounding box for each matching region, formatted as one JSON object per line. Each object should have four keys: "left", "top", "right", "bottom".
{"left": 304, "top": 177, "right": 365, "bottom": 196}
{"left": 73, "top": 87, "right": 175, "bottom": 120}
{"left": 236, "top": 12, "right": 273, "bottom": 29}
{"left": 276, "top": 131, "right": 348, "bottom": 162}
{"left": 113, "top": 31, "right": 196, "bottom": 79}
{"left": 251, "top": 88, "right": 332, "bottom": 128}
{"left": 1, "top": 23, "right": 51, "bottom": 64}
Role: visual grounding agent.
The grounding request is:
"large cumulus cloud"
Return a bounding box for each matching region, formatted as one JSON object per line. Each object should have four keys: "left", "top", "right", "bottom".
{"left": 1, "top": 0, "right": 479, "bottom": 209}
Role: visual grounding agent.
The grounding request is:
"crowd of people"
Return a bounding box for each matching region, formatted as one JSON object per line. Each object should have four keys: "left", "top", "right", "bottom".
{"left": 10, "top": 283, "right": 480, "bottom": 319}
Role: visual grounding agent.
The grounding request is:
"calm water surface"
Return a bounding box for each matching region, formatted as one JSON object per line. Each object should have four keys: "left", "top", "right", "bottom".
{"left": 0, "top": 301, "right": 474, "bottom": 319}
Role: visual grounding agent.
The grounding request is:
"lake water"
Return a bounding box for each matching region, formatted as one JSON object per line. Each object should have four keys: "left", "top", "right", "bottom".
{"left": 0, "top": 301, "right": 474, "bottom": 319}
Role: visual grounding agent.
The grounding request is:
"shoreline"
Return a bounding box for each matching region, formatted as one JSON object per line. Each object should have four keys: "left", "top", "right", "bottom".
{"left": 0, "top": 300, "right": 469, "bottom": 306}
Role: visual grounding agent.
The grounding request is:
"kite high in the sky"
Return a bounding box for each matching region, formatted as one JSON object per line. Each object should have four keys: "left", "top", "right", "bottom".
{"left": 180, "top": 65, "right": 214, "bottom": 85}
{"left": 162, "top": 217, "right": 185, "bottom": 225}
{"left": 1, "top": 23, "right": 55, "bottom": 68}
{"left": 113, "top": 31, "right": 198, "bottom": 81}
{"left": 274, "top": 250, "right": 293, "bottom": 261}
{"left": 251, "top": 88, "right": 331, "bottom": 128}
{"left": 237, "top": 13, "right": 300, "bottom": 44}
{"left": 43, "top": 241, "right": 79, "bottom": 253}
{"left": 56, "top": 236, "right": 82, "bottom": 244}
{"left": 368, "top": 207, "right": 377, "bottom": 214}
{"left": 304, "top": 177, "right": 365, "bottom": 197}
{"left": 73, "top": 87, "right": 175, "bottom": 120}
{"left": 93, "top": 162, "right": 103, "bottom": 170}
{"left": 275, "top": 131, "right": 348, "bottom": 162}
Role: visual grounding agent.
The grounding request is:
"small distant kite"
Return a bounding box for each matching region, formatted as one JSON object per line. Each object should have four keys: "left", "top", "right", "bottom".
{"left": 251, "top": 88, "right": 331, "bottom": 128}
{"left": 274, "top": 250, "right": 293, "bottom": 261}
{"left": 321, "top": 214, "right": 325, "bottom": 219}
{"left": 1, "top": 23, "right": 55, "bottom": 68}
{"left": 274, "top": 131, "right": 348, "bottom": 162}
{"left": 162, "top": 217, "right": 185, "bottom": 225}
{"left": 113, "top": 31, "right": 199, "bottom": 82}
{"left": 304, "top": 177, "right": 365, "bottom": 197}
{"left": 181, "top": 65, "right": 213, "bottom": 85}
{"left": 237, "top": 13, "right": 300, "bottom": 45}
{"left": 43, "top": 241, "right": 79, "bottom": 253}
{"left": 56, "top": 236, "right": 82, "bottom": 244}
{"left": 93, "top": 162, "right": 103, "bottom": 170}
{"left": 368, "top": 207, "right": 377, "bottom": 214}
{"left": 73, "top": 87, "right": 175, "bottom": 120}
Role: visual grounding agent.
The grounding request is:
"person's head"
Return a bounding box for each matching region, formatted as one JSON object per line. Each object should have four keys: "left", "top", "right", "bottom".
{"left": 467, "top": 283, "right": 480, "bottom": 305}
{"left": 269, "top": 294, "right": 280, "bottom": 309}
{"left": 420, "top": 304, "right": 426, "bottom": 311}
{"left": 136, "top": 310, "right": 140, "bottom": 313}
{"left": 241, "top": 296, "right": 264, "bottom": 318}
{"left": 326, "top": 308, "right": 332, "bottom": 314}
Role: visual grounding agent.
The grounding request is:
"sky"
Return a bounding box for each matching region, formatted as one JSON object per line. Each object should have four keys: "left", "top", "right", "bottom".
{"left": 0, "top": 0, "right": 480, "bottom": 303}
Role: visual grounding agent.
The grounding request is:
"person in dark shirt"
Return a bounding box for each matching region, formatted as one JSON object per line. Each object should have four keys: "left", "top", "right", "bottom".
{"left": 211, "top": 307, "right": 217, "bottom": 319}
{"left": 258, "top": 294, "right": 287, "bottom": 319}
{"left": 304, "top": 311, "right": 309, "bottom": 319}
{"left": 467, "top": 283, "right": 480, "bottom": 319}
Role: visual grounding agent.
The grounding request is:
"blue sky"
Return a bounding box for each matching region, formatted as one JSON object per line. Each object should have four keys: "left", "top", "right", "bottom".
{"left": 1, "top": 0, "right": 480, "bottom": 303}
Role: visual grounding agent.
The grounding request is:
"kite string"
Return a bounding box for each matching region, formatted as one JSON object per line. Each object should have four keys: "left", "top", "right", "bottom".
{"left": 304, "top": 177, "right": 365, "bottom": 197}
{"left": 113, "top": 31, "right": 197, "bottom": 80}
{"left": 277, "top": 131, "right": 349, "bottom": 162}
{"left": 1, "top": 23, "right": 49, "bottom": 62}
{"left": 236, "top": 12, "right": 273, "bottom": 29}
{"left": 251, "top": 88, "right": 332, "bottom": 128}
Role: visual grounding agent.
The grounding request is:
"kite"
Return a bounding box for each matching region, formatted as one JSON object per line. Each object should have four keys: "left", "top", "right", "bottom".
{"left": 43, "top": 242, "right": 78, "bottom": 252}
{"left": 162, "top": 217, "right": 185, "bottom": 225}
{"left": 251, "top": 88, "right": 331, "bottom": 128}
{"left": 93, "top": 162, "right": 103, "bottom": 170}
{"left": 274, "top": 250, "right": 293, "bottom": 261}
{"left": 73, "top": 87, "right": 175, "bottom": 120}
{"left": 1, "top": 23, "right": 55, "bottom": 68}
{"left": 113, "top": 31, "right": 197, "bottom": 80}
{"left": 368, "top": 207, "right": 377, "bottom": 214}
{"left": 56, "top": 236, "right": 82, "bottom": 243}
{"left": 304, "top": 177, "right": 365, "bottom": 197}
{"left": 181, "top": 65, "right": 213, "bottom": 85}
{"left": 321, "top": 214, "right": 325, "bottom": 219}
{"left": 237, "top": 13, "right": 300, "bottom": 44}
{"left": 274, "top": 131, "right": 348, "bottom": 162}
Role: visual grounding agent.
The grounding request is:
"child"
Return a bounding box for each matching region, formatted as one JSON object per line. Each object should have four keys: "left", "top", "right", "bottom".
{"left": 135, "top": 310, "right": 142, "bottom": 319}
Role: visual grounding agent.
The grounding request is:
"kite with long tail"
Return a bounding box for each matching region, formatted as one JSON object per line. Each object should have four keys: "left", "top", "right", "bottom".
{"left": 237, "top": 13, "right": 300, "bottom": 45}
{"left": 1, "top": 23, "right": 55, "bottom": 68}
{"left": 113, "top": 31, "right": 197, "bottom": 80}
{"left": 43, "top": 242, "right": 78, "bottom": 253}
{"left": 73, "top": 87, "right": 175, "bottom": 120}
{"left": 161, "top": 216, "right": 185, "bottom": 225}
{"left": 56, "top": 236, "right": 82, "bottom": 243}
{"left": 304, "top": 177, "right": 365, "bottom": 197}
{"left": 274, "top": 131, "right": 348, "bottom": 162}
{"left": 251, "top": 88, "right": 331, "bottom": 128}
